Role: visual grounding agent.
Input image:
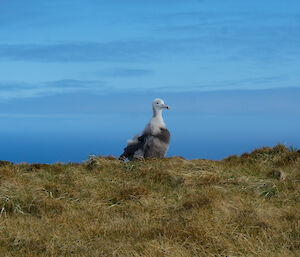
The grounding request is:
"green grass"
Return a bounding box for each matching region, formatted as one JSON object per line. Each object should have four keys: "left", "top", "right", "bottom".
{"left": 0, "top": 145, "right": 299, "bottom": 256}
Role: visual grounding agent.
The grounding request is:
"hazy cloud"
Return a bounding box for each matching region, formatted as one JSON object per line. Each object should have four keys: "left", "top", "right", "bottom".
{"left": 1, "top": 23, "right": 299, "bottom": 64}
{"left": 122, "top": 75, "right": 290, "bottom": 93}
{"left": 0, "top": 40, "right": 180, "bottom": 63}
{"left": 0, "top": 74, "right": 292, "bottom": 101}
{"left": 45, "top": 79, "right": 104, "bottom": 89}
{"left": 1, "top": 1, "right": 299, "bottom": 65}
{"left": 0, "top": 81, "right": 35, "bottom": 91}
{"left": 198, "top": 76, "right": 289, "bottom": 91}
{"left": 0, "top": 79, "right": 106, "bottom": 101}
{"left": 96, "top": 68, "right": 154, "bottom": 77}
{"left": 154, "top": 9, "right": 300, "bottom": 63}
{"left": 0, "top": 87, "right": 299, "bottom": 116}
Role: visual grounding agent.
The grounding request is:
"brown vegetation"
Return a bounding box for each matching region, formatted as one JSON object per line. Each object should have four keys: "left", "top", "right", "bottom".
{"left": 0, "top": 144, "right": 299, "bottom": 256}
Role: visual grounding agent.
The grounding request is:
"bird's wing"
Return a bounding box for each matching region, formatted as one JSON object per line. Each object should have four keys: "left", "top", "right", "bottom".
{"left": 119, "top": 121, "right": 155, "bottom": 161}
{"left": 119, "top": 132, "right": 151, "bottom": 160}
{"left": 119, "top": 140, "right": 144, "bottom": 160}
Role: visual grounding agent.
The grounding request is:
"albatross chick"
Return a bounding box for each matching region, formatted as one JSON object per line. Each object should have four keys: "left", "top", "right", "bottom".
{"left": 119, "top": 98, "right": 170, "bottom": 161}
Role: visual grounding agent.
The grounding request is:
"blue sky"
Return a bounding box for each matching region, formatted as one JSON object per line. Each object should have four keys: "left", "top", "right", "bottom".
{"left": 1, "top": 0, "right": 300, "bottom": 162}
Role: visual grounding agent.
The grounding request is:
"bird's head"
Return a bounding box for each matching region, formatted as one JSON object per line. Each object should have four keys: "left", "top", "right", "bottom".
{"left": 152, "top": 98, "right": 170, "bottom": 111}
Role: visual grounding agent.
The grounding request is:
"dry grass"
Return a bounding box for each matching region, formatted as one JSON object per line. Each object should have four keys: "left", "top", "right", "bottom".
{"left": 0, "top": 145, "right": 299, "bottom": 256}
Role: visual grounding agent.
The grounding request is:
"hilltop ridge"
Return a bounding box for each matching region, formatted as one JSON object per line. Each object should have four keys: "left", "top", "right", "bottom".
{"left": 0, "top": 145, "right": 299, "bottom": 256}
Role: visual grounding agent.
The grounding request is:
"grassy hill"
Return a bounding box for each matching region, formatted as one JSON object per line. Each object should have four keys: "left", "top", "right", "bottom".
{"left": 0, "top": 145, "right": 299, "bottom": 256}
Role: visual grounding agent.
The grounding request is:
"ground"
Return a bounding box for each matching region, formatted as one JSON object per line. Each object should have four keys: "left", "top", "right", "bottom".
{"left": 0, "top": 145, "right": 299, "bottom": 256}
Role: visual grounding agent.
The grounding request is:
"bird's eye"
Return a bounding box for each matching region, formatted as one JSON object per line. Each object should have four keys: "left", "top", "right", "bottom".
{"left": 156, "top": 102, "right": 159, "bottom": 104}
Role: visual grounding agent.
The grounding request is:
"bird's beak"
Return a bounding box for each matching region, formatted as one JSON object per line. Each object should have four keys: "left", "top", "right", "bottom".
{"left": 162, "top": 104, "right": 170, "bottom": 110}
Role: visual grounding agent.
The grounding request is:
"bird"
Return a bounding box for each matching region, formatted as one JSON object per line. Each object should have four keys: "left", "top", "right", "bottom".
{"left": 119, "top": 98, "right": 170, "bottom": 161}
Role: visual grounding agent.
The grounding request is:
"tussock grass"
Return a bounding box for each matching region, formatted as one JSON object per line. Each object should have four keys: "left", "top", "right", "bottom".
{"left": 0, "top": 145, "right": 300, "bottom": 256}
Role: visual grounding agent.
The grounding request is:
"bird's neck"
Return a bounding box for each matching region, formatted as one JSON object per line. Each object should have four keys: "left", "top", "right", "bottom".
{"left": 152, "top": 108, "right": 165, "bottom": 128}
{"left": 153, "top": 108, "right": 163, "bottom": 119}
